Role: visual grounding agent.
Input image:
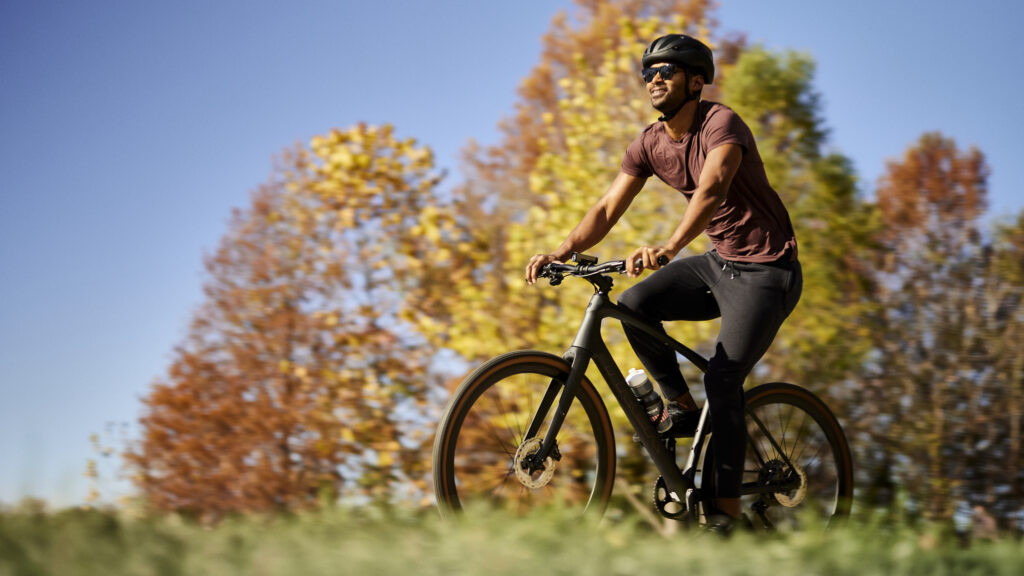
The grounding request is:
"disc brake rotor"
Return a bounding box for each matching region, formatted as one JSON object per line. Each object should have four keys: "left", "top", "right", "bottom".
{"left": 513, "top": 437, "right": 556, "bottom": 489}
{"left": 773, "top": 463, "right": 807, "bottom": 508}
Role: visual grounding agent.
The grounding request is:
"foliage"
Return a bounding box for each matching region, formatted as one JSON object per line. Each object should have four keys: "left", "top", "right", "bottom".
{"left": 125, "top": 0, "right": 1024, "bottom": 529}
{"left": 720, "top": 47, "right": 881, "bottom": 396}
{"left": 861, "top": 134, "right": 1024, "bottom": 522}
{"left": 402, "top": 0, "right": 733, "bottom": 405}
{"left": 127, "top": 125, "right": 444, "bottom": 518}
{"left": 396, "top": 1, "right": 736, "bottom": 515}
{"left": 722, "top": 46, "right": 826, "bottom": 191}
{"left": 3, "top": 506, "right": 1024, "bottom": 576}
{"left": 427, "top": 3, "right": 733, "bottom": 335}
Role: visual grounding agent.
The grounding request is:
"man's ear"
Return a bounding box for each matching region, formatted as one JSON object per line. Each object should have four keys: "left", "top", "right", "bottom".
{"left": 692, "top": 74, "right": 705, "bottom": 93}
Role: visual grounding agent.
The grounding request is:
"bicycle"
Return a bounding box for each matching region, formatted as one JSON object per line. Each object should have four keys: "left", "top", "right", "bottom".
{"left": 432, "top": 253, "right": 853, "bottom": 530}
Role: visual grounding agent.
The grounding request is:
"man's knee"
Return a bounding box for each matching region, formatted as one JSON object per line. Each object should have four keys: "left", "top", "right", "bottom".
{"left": 704, "top": 358, "right": 748, "bottom": 406}
{"left": 705, "top": 375, "right": 745, "bottom": 406}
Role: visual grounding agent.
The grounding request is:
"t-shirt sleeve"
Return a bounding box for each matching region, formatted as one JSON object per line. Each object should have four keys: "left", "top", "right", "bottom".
{"left": 621, "top": 132, "right": 654, "bottom": 178}
{"left": 703, "top": 106, "right": 752, "bottom": 155}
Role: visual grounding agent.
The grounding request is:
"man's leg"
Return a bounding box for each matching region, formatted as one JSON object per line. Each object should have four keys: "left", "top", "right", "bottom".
{"left": 706, "top": 259, "right": 802, "bottom": 518}
{"left": 617, "top": 255, "right": 720, "bottom": 401}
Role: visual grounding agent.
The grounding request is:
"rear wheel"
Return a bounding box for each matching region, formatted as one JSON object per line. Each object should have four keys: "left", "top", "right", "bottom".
{"left": 741, "top": 383, "right": 853, "bottom": 530}
{"left": 432, "top": 351, "right": 616, "bottom": 518}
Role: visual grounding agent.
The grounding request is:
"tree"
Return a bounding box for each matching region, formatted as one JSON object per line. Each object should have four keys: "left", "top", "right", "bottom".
{"left": 869, "top": 132, "right": 990, "bottom": 520}
{"left": 401, "top": 0, "right": 733, "bottom": 363}
{"left": 721, "top": 47, "right": 826, "bottom": 196}
{"left": 983, "top": 213, "right": 1024, "bottom": 518}
{"left": 943, "top": 212, "right": 1024, "bottom": 523}
{"left": 398, "top": 0, "right": 735, "bottom": 531}
{"left": 402, "top": 0, "right": 881, "bottom": 528}
{"left": 128, "top": 125, "right": 444, "bottom": 517}
{"left": 395, "top": 0, "right": 884, "bottom": 527}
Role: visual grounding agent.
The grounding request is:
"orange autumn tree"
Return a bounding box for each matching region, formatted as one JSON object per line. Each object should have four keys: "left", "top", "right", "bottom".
{"left": 868, "top": 132, "right": 991, "bottom": 519}
{"left": 128, "top": 125, "right": 445, "bottom": 516}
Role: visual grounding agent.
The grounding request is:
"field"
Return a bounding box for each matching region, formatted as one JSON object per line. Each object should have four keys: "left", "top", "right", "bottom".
{"left": 3, "top": 504, "right": 1024, "bottom": 576}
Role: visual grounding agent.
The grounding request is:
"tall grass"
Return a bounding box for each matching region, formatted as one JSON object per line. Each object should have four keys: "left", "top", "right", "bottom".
{"left": 2, "top": 504, "right": 1023, "bottom": 576}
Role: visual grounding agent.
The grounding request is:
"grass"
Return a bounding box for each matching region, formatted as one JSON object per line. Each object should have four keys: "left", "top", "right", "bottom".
{"left": 2, "top": 503, "right": 1024, "bottom": 576}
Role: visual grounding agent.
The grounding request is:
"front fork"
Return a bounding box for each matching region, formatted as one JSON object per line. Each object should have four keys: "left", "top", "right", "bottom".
{"left": 520, "top": 347, "right": 591, "bottom": 470}
{"left": 522, "top": 342, "right": 693, "bottom": 511}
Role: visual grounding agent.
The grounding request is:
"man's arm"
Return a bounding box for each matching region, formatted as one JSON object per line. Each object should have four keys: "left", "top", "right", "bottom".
{"left": 626, "top": 143, "right": 743, "bottom": 276}
{"left": 525, "top": 171, "right": 647, "bottom": 285}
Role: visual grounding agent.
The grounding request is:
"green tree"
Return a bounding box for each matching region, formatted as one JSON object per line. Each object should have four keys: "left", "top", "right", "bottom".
{"left": 721, "top": 46, "right": 880, "bottom": 386}
{"left": 721, "top": 47, "right": 826, "bottom": 195}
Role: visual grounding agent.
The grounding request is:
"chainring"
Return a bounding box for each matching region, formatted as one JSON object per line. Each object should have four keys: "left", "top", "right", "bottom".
{"left": 653, "top": 476, "right": 688, "bottom": 520}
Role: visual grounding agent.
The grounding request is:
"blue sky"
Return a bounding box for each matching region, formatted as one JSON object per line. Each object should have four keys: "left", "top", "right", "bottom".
{"left": 2, "top": 0, "right": 1022, "bottom": 507}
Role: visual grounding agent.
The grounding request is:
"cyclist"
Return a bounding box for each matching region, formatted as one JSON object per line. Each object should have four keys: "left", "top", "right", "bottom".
{"left": 525, "top": 34, "right": 802, "bottom": 529}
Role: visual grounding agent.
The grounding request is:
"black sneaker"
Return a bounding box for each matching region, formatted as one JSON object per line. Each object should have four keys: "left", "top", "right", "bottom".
{"left": 703, "top": 513, "right": 754, "bottom": 537}
{"left": 663, "top": 403, "right": 701, "bottom": 438}
{"left": 632, "top": 403, "right": 701, "bottom": 443}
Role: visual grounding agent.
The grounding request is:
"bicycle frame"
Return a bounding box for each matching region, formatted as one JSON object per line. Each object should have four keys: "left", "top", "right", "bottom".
{"left": 523, "top": 283, "right": 801, "bottom": 512}
{"left": 517, "top": 286, "right": 701, "bottom": 507}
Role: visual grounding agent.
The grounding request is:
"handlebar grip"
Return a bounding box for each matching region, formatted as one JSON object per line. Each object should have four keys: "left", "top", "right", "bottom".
{"left": 632, "top": 255, "right": 671, "bottom": 270}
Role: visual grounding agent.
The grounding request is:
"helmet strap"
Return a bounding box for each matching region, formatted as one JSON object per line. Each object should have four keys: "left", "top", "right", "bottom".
{"left": 658, "top": 68, "right": 700, "bottom": 122}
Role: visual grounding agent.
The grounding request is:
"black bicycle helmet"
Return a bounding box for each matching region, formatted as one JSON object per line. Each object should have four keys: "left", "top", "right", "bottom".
{"left": 642, "top": 34, "right": 715, "bottom": 84}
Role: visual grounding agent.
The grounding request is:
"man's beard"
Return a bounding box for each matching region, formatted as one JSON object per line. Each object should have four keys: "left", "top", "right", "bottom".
{"left": 652, "top": 89, "right": 687, "bottom": 114}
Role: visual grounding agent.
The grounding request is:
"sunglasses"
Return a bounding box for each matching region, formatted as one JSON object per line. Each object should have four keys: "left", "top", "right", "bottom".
{"left": 641, "top": 63, "right": 678, "bottom": 83}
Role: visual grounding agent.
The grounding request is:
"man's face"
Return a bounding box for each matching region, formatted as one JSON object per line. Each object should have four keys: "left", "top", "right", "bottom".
{"left": 643, "top": 62, "right": 702, "bottom": 113}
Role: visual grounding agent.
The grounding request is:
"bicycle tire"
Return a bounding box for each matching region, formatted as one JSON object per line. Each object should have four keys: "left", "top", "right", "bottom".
{"left": 432, "top": 351, "right": 616, "bottom": 518}
{"left": 741, "top": 382, "right": 854, "bottom": 529}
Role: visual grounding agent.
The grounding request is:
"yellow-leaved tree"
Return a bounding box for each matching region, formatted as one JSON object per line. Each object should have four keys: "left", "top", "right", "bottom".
{"left": 403, "top": 1, "right": 880, "bottom": 523}
{"left": 398, "top": 0, "right": 737, "bottom": 527}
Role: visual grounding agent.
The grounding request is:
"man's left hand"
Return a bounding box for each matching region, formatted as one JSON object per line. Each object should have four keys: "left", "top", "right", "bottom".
{"left": 625, "top": 245, "right": 676, "bottom": 277}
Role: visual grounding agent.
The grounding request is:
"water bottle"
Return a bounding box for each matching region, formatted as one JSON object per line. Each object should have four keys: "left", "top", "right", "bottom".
{"left": 626, "top": 368, "right": 671, "bottom": 434}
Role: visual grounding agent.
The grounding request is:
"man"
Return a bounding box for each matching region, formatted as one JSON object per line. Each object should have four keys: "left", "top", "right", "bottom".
{"left": 524, "top": 34, "right": 802, "bottom": 527}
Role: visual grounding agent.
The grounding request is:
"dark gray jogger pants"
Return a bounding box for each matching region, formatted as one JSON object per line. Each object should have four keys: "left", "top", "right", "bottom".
{"left": 618, "top": 250, "right": 802, "bottom": 499}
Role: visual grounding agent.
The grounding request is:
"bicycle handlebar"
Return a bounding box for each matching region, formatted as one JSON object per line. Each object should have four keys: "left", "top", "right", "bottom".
{"left": 539, "top": 254, "right": 670, "bottom": 286}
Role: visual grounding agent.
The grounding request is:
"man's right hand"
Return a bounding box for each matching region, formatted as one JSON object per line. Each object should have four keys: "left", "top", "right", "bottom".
{"left": 525, "top": 253, "right": 562, "bottom": 285}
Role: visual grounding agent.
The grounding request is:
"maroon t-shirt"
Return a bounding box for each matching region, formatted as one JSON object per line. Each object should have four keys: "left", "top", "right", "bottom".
{"left": 621, "top": 101, "right": 797, "bottom": 263}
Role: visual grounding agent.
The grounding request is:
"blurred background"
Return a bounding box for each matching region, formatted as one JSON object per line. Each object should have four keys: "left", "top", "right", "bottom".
{"left": 2, "top": 0, "right": 1022, "bottom": 529}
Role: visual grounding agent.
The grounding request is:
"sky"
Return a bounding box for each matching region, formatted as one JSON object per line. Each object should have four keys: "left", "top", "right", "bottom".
{"left": 2, "top": 0, "right": 1022, "bottom": 507}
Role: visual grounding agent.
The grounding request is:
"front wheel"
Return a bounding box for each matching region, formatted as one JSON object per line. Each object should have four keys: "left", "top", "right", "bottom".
{"left": 432, "top": 351, "right": 616, "bottom": 518}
